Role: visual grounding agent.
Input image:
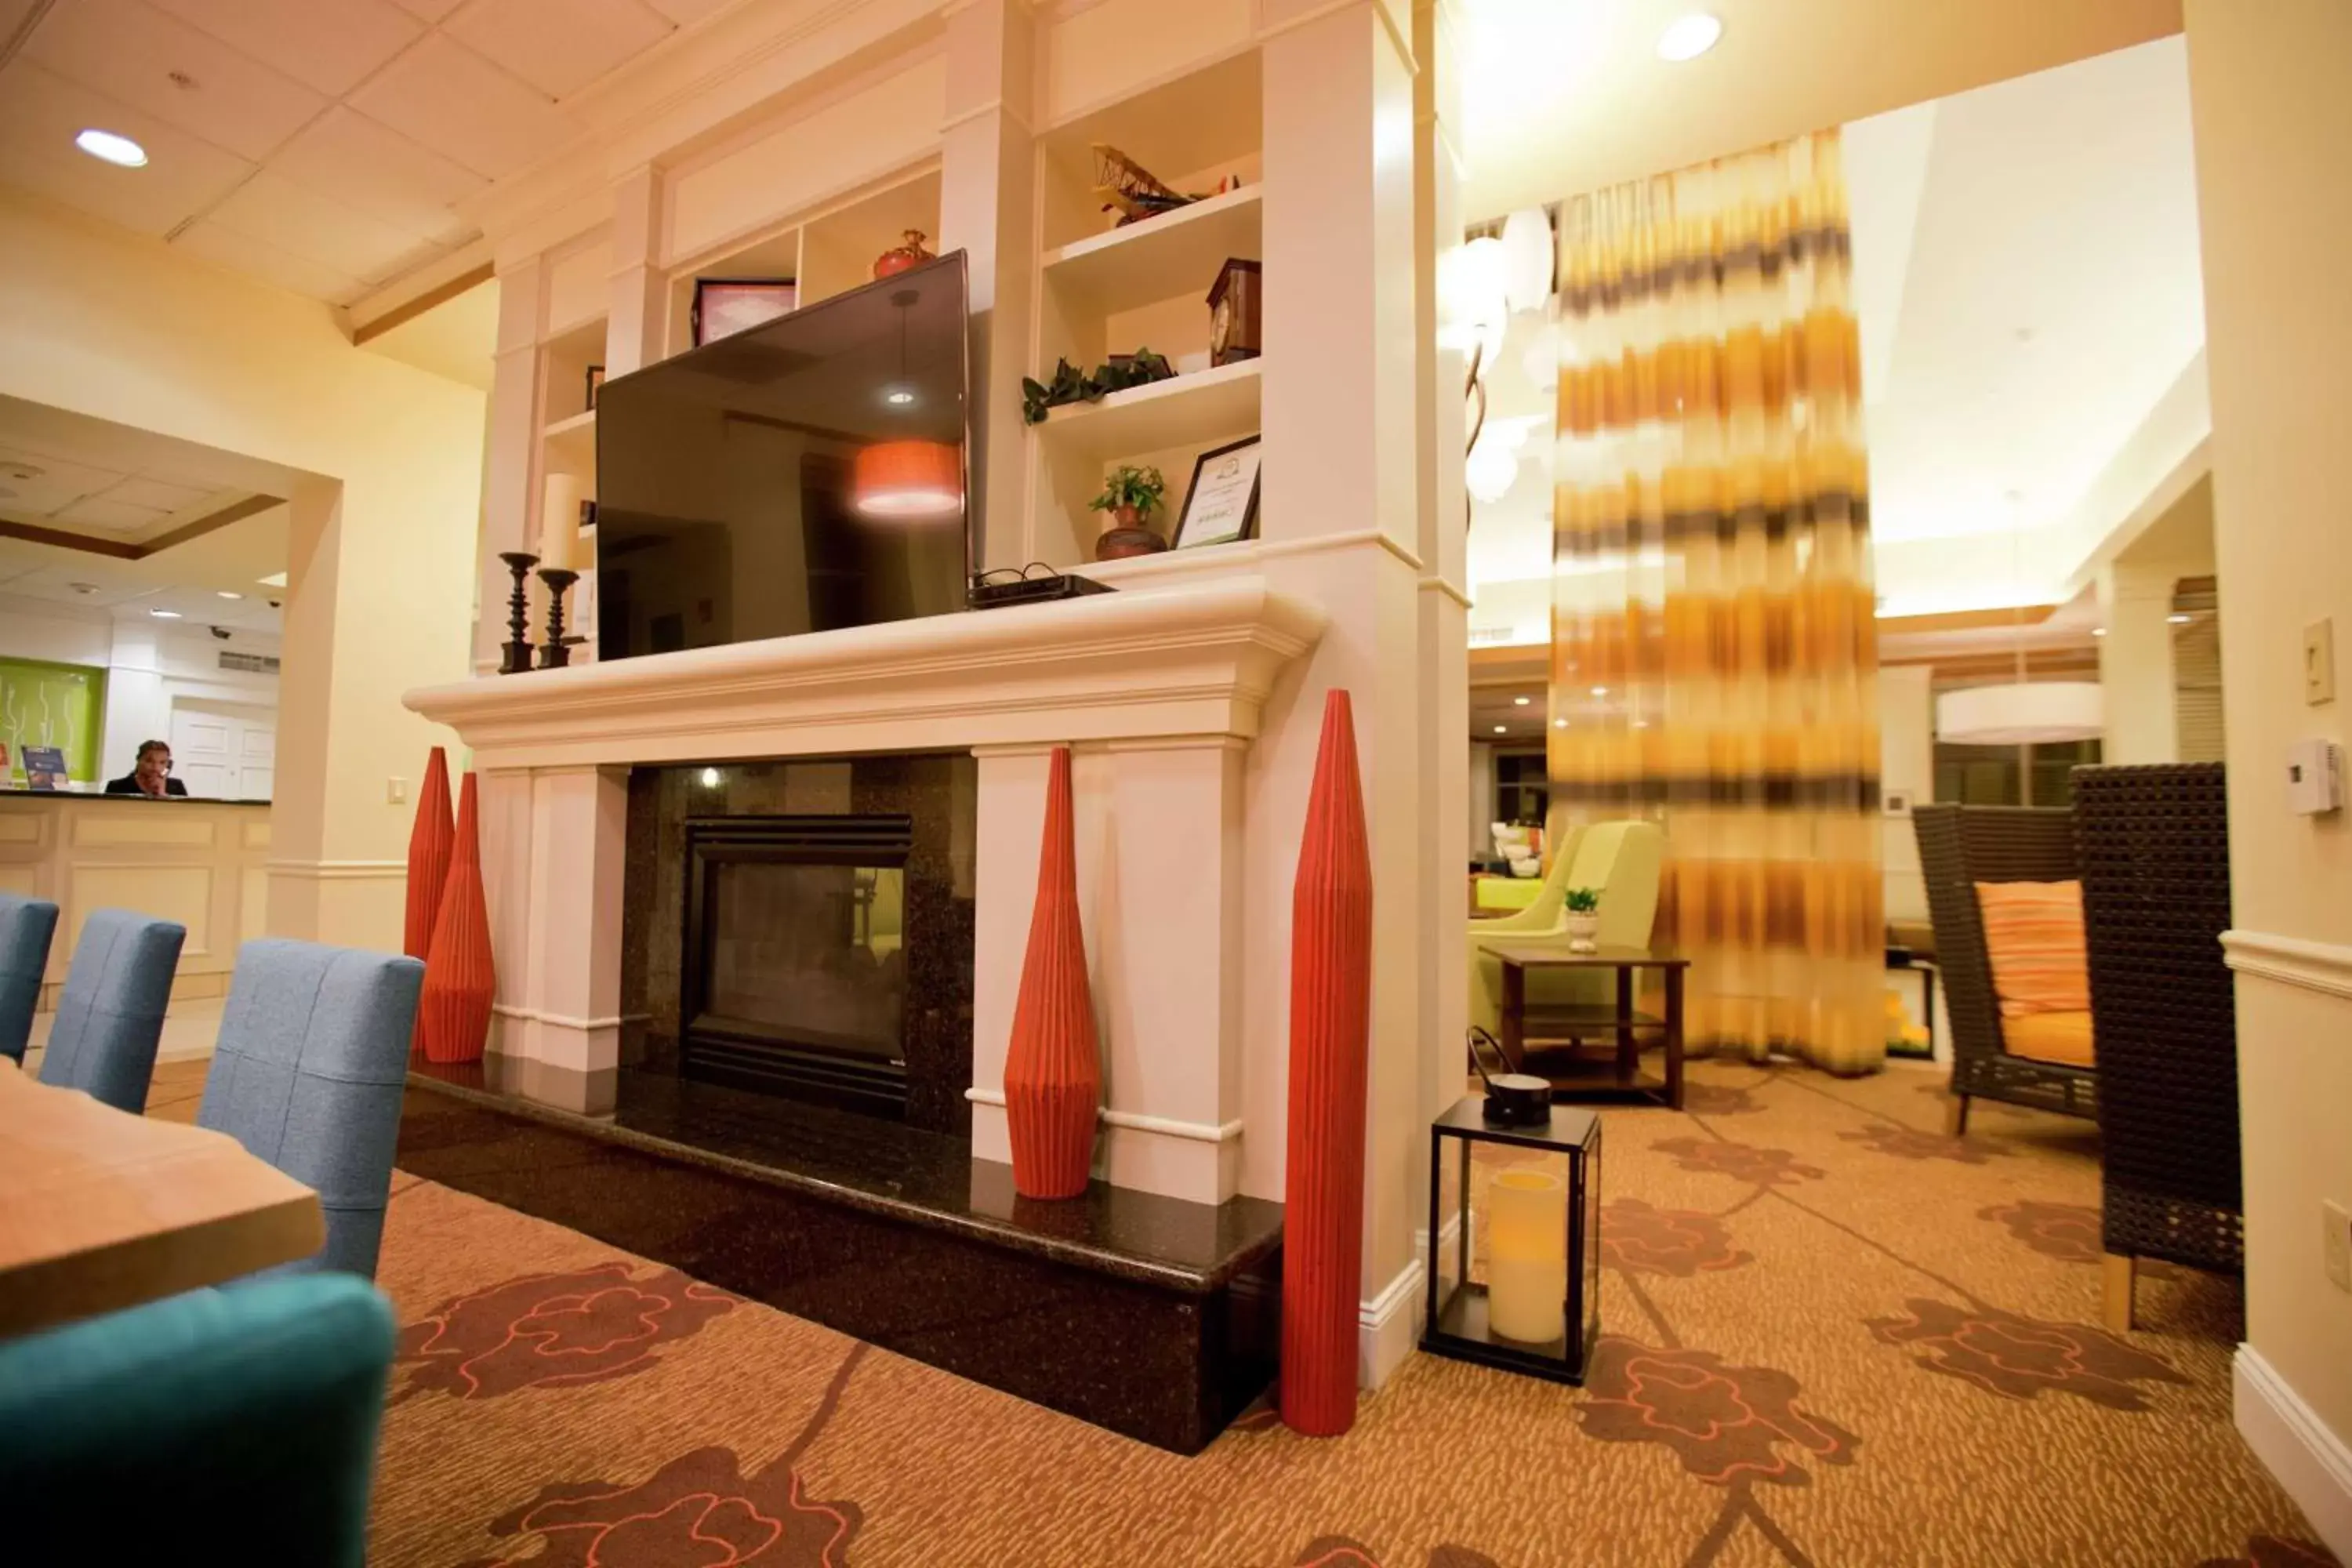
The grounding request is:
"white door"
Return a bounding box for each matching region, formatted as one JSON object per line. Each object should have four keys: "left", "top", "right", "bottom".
{"left": 169, "top": 701, "right": 277, "bottom": 800}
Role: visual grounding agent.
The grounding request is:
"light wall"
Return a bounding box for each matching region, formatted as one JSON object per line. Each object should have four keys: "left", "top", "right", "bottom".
{"left": 0, "top": 192, "right": 485, "bottom": 949}
{"left": 1878, "top": 666, "right": 1933, "bottom": 923}
{"left": 2184, "top": 0, "right": 2352, "bottom": 1554}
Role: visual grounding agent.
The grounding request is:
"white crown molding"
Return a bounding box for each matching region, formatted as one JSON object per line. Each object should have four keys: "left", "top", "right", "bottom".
{"left": 2236, "top": 1345, "right": 2352, "bottom": 1562}
{"left": 2221, "top": 928, "right": 2352, "bottom": 1003}
{"left": 405, "top": 578, "right": 1327, "bottom": 771}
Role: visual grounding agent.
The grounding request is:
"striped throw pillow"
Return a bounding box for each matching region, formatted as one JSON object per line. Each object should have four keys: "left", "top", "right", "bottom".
{"left": 1974, "top": 880, "right": 2090, "bottom": 1017}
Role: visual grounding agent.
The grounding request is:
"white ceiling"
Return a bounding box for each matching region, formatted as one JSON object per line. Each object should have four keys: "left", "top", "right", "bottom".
{"left": 0, "top": 0, "right": 737, "bottom": 306}
{"left": 1466, "top": 34, "right": 2208, "bottom": 633}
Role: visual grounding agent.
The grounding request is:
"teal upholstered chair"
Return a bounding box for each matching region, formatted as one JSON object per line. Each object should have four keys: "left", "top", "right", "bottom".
{"left": 199, "top": 939, "right": 424, "bottom": 1279}
{"left": 1467, "top": 820, "right": 1666, "bottom": 1036}
{"left": 0, "top": 1272, "right": 396, "bottom": 1566}
{"left": 37, "top": 908, "right": 184, "bottom": 1112}
{"left": 0, "top": 891, "right": 59, "bottom": 1062}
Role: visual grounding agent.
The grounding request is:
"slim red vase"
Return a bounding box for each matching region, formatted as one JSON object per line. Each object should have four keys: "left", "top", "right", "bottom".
{"left": 403, "top": 748, "right": 455, "bottom": 1056}
{"left": 1280, "top": 690, "right": 1374, "bottom": 1437}
{"left": 418, "top": 771, "right": 495, "bottom": 1065}
{"left": 1002, "top": 746, "right": 1100, "bottom": 1199}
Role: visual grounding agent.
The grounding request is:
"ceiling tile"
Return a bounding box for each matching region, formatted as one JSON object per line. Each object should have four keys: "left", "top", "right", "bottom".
{"left": 206, "top": 169, "right": 441, "bottom": 282}
{"left": 349, "top": 32, "right": 572, "bottom": 180}
{"left": 101, "top": 477, "right": 218, "bottom": 513}
{"left": 0, "top": 60, "right": 253, "bottom": 236}
{"left": 170, "top": 219, "right": 370, "bottom": 303}
{"left": 271, "top": 107, "right": 485, "bottom": 248}
{"left": 146, "top": 0, "right": 424, "bottom": 98}
{"left": 641, "top": 0, "right": 732, "bottom": 22}
{"left": 445, "top": 0, "right": 672, "bottom": 101}
{"left": 57, "top": 496, "right": 169, "bottom": 533}
{"left": 0, "top": 443, "right": 125, "bottom": 506}
{"left": 24, "top": 0, "right": 328, "bottom": 162}
{"left": 389, "top": 0, "right": 463, "bottom": 18}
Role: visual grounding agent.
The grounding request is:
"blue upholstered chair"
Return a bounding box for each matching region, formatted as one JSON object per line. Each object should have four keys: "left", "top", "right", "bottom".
{"left": 0, "top": 891, "right": 60, "bottom": 1062}
{"left": 36, "top": 908, "right": 185, "bottom": 1112}
{"left": 0, "top": 1272, "right": 395, "bottom": 1566}
{"left": 198, "top": 939, "right": 424, "bottom": 1279}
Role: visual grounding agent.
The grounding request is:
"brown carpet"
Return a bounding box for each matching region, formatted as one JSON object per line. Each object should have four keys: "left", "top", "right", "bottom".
{"left": 363, "top": 1058, "right": 2332, "bottom": 1567}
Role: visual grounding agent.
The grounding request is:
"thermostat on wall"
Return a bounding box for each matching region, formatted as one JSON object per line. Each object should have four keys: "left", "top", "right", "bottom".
{"left": 2285, "top": 738, "right": 2343, "bottom": 815}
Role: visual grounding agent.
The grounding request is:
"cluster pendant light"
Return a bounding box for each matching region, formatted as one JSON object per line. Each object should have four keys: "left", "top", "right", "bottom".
{"left": 851, "top": 287, "right": 961, "bottom": 522}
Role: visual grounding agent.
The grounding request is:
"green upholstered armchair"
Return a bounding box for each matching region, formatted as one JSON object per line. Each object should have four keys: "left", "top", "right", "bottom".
{"left": 1467, "top": 820, "right": 1665, "bottom": 1036}
{"left": 0, "top": 1273, "right": 396, "bottom": 1564}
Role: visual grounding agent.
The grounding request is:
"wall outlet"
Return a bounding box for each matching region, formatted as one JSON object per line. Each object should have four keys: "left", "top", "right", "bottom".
{"left": 2305, "top": 619, "right": 2336, "bottom": 705}
{"left": 2325, "top": 1200, "right": 2352, "bottom": 1294}
{"left": 387, "top": 776, "right": 407, "bottom": 806}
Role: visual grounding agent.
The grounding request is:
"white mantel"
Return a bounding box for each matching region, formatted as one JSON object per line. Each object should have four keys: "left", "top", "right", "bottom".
{"left": 402, "top": 575, "right": 1327, "bottom": 1207}
{"left": 405, "top": 578, "right": 1327, "bottom": 765}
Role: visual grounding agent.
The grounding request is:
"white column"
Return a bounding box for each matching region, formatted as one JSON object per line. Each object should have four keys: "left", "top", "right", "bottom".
{"left": 608, "top": 165, "right": 668, "bottom": 376}
{"left": 485, "top": 764, "right": 627, "bottom": 1113}
{"left": 476, "top": 260, "right": 544, "bottom": 672}
{"left": 99, "top": 618, "right": 167, "bottom": 781}
{"left": 2099, "top": 561, "right": 2180, "bottom": 764}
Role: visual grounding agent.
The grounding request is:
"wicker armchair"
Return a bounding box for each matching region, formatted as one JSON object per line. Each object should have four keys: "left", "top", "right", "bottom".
{"left": 2072, "top": 763, "right": 2240, "bottom": 1330}
{"left": 1911, "top": 805, "right": 2095, "bottom": 1133}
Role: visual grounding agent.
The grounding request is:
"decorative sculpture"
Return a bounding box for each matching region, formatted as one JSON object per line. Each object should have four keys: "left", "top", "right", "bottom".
{"left": 1280, "top": 690, "right": 1374, "bottom": 1436}
{"left": 1002, "top": 746, "right": 1101, "bottom": 1199}
{"left": 418, "top": 771, "right": 495, "bottom": 1065}
{"left": 402, "top": 747, "right": 455, "bottom": 1055}
{"left": 497, "top": 551, "right": 539, "bottom": 673}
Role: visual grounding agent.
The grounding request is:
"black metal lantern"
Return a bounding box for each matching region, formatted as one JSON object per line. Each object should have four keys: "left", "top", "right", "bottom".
{"left": 1421, "top": 1094, "right": 1601, "bottom": 1383}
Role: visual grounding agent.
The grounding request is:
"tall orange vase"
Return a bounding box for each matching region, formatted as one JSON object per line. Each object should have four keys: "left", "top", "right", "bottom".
{"left": 418, "top": 771, "right": 495, "bottom": 1065}
{"left": 402, "top": 748, "right": 455, "bottom": 1055}
{"left": 1002, "top": 746, "right": 1100, "bottom": 1199}
{"left": 1279, "top": 690, "right": 1374, "bottom": 1437}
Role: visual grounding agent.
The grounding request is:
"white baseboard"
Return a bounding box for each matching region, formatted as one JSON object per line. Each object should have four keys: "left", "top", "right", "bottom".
{"left": 1359, "top": 1257, "right": 1424, "bottom": 1389}
{"left": 2236, "top": 1344, "right": 2352, "bottom": 1561}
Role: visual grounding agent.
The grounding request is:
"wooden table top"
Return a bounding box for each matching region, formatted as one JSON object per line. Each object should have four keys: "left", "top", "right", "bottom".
{"left": 0, "top": 1058, "right": 323, "bottom": 1338}
{"left": 1490, "top": 944, "right": 1690, "bottom": 971}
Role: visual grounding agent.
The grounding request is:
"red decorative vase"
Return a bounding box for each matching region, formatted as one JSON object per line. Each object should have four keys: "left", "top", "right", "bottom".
{"left": 1002, "top": 746, "right": 1100, "bottom": 1199}
{"left": 403, "top": 747, "right": 456, "bottom": 1055}
{"left": 1279, "top": 690, "right": 1374, "bottom": 1437}
{"left": 873, "top": 227, "right": 934, "bottom": 280}
{"left": 418, "top": 771, "right": 495, "bottom": 1065}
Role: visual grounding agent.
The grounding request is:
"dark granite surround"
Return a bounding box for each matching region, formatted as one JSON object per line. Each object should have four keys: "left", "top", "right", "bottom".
{"left": 622, "top": 754, "right": 976, "bottom": 1136}
{"left": 399, "top": 1068, "right": 1283, "bottom": 1454}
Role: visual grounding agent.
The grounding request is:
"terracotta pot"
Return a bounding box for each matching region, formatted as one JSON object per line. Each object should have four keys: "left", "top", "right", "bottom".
{"left": 1094, "top": 504, "right": 1167, "bottom": 561}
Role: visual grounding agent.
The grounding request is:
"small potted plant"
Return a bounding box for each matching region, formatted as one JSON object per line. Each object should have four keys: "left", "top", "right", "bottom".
{"left": 1090, "top": 464, "right": 1168, "bottom": 561}
{"left": 1563, "top": 887, "right": 1602, "bottom": 953}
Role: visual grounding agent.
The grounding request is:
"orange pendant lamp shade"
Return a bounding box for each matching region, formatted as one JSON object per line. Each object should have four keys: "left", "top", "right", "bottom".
{"left": 852, "top": 440, "right": 961, "bottom": 521}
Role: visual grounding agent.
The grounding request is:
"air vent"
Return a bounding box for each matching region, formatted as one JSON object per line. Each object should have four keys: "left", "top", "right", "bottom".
{"left": 220, "top": 651, "right": 280, "bottom": 674}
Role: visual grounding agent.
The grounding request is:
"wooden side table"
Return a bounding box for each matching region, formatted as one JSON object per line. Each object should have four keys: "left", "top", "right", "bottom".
{"left": 1490, "top": 946, "right": 1690, "bottom": 1110}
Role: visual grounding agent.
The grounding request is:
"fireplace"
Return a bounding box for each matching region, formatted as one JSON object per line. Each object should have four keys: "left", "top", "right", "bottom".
{"left": 620, "top": 755, "right": 976, "bottom": 1134}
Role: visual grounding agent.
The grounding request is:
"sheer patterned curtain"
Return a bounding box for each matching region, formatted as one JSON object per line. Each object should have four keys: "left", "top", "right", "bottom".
{"left": 1547, "top": 129, "right": 1884, "bottom": 1073}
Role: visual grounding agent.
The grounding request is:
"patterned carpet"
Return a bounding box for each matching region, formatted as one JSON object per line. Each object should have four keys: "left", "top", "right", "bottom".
{"left": 347, "top": 1055, "right": 2333, "bottom": 1568}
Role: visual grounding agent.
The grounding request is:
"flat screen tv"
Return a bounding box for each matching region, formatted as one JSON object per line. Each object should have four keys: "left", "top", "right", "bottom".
{"left": 594, "top": 250, "right": 971, "bottom": 661}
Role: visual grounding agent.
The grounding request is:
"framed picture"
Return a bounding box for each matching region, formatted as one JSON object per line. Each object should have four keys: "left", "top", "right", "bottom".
{"left": 1172, "top": 435, "right": 1261, "bottom": 549}
{"left": 585, "top": 364, "right": 604, "bottom": 410}
{"left": 692, "top": 278, "right": 797, "bottom": 347}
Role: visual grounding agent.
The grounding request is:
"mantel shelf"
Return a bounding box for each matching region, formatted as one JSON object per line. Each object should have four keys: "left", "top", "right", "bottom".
{"left": 1033, "top": 359, "right": 1261, "bottom": 463}
{"left": 1040, "top": 185, "right": 1261, "bottom": 317}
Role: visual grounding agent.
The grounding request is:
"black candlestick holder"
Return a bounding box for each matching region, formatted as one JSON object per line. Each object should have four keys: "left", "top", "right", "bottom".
{"left": 535, "top": 568, "right": 581, "bottom": 669}
{"left": 497, "top": 550, "right": 540, "bottom": 673}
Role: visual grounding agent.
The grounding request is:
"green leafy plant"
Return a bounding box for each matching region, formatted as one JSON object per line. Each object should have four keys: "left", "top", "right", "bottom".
{"left": 1021, "top": 348, "right": 1176, "bottom": 423}
{"left": 1564, "top": 887, "right": 1601, "bottom": 914}
{"left": 1088, "top": 465, "right": 1166, "bottom": 518}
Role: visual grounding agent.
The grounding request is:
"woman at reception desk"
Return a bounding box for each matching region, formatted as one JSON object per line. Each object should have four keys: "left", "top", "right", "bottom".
{"left": 0, "top": 753, "right": 271, "bottom": 1010}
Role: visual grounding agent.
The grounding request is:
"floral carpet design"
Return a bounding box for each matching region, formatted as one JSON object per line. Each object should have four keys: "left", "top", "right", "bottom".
{"left": 366, "top": 1057, "right": 2335, "bottom": 1567}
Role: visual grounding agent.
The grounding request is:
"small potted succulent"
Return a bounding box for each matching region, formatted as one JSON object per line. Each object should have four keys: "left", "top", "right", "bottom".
{"left": 1563, "top": 886, "right": 1602, "bottom": 953}
{"left": 1090, "top": 464, "right": 1168, "bottom": 561}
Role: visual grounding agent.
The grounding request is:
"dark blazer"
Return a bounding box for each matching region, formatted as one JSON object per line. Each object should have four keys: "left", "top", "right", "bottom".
{"left": 103, "top": 775, "right": 189, "bottom": 797}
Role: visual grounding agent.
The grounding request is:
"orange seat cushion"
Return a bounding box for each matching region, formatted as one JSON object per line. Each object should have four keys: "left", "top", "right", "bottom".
{"left": 2002, "top": 1009, "right": 2096, "bottom": 1068}
{"left": 1974, "top": 880, "right": 2091, "bottom": 1016}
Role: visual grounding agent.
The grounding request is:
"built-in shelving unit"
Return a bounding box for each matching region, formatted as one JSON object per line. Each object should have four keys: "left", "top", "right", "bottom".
{"left": 1024, "top": 49, "right": 1265, "bottom": 570}
{"left": 542, "top": 408, "right": 597, "bottom": 475}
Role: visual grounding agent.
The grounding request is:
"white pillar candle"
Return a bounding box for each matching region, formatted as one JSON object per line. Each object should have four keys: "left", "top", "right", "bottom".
{"left": 539, "top": 472, "right": 584, "bottom": 570}
{"left": 1486, "top": 1167, "right": 1567, "bottom": 1343}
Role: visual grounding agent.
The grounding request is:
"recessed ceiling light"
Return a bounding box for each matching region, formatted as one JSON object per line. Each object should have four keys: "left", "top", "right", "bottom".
{"left": 149, "top": 608, "right": 182, "bottom": 619}
{"left": 1631, "top": 719, "right": 1650, "bottom": 730}
{"left": 698, "top": 766, "right": 722, "bottom": 788}
{"left": 69, "top": 582, "right": 100, "bottom": 595}
{"left": 2168, "top": 612, "right": 2193, "bottom": 624}
{"left": 75, "top": 129, "right": 148, "bottom": 168}
{"left": 216, "top": 590, "right": 243, "bottom": 599}
{"left": 2092, "top": 626, "right": 2107, "bottom": 637}
{"left": 1553, "top": 718, "right": 1568, "bottom": 729}
{"left": 1590, "top": 684, "right": 1609, "bottom": 697}
{"left": 883, "top": 387, "right": 916, "bottom": 407}
{"left": 1492, "top": 725, "right": 1508, "bottom": 735}
{"left": 1655, "top": 13, "right": 1722, "bottom": 62}
{"left": 257, "top": 571, "right": 287, "bottom": 588}
{"left": 1513, "top": 695, "right": 1531, "bottom": 706}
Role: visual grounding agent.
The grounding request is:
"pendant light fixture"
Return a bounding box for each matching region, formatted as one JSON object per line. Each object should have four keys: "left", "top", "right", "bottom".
{"left": 852, "top": 288, "right": 961, "bottom": 522}
{"left": 1934, "top": 499, "right": 2102, "bottom": 745}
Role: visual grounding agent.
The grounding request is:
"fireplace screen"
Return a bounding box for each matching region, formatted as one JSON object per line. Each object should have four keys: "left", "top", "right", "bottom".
{"left": 682, "top": 815, "right": 915, "bottom": 1114}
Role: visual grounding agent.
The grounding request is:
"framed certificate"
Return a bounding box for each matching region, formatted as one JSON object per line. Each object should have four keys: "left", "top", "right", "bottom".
{"left": 1173, "top": 435, "right": 1261, "bottom": 549}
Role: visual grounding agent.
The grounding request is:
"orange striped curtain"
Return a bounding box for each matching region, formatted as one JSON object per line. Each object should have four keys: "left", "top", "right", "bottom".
{"left": 1548, "top": 129, "right": 1884, "bottom": 1074}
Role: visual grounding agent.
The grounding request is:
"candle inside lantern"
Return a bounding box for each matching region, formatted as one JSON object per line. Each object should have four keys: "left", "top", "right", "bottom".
{"left": 1485, "top": 1167, "right": 1567, "bottom": 1343}
{"left": 539, "top": 472, "right": 584, "bottom": 569}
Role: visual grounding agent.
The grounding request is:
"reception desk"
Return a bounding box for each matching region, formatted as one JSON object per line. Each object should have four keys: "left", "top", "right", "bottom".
{"left": 0, "top": 791, "right": 274, "bottom": 1007}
